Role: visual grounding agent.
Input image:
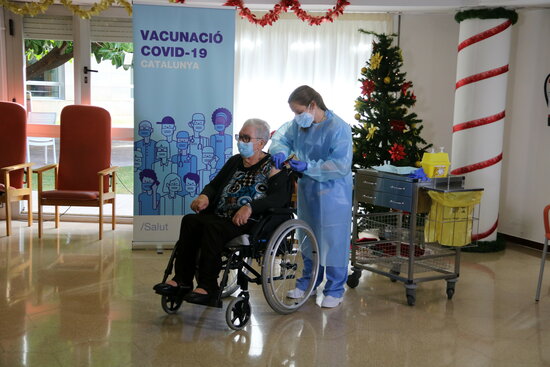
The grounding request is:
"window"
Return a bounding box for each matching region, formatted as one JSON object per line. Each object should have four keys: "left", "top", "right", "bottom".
{"left": 26, "top": 62, "right": 66, "bottom": 100}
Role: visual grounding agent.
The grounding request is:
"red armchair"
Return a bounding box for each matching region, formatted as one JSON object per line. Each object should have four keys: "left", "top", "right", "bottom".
{"left": 35, "top": 105, "right": 117, "bottom": 240}
{"left": 0, "top": 101, "right": 33, "bottom": 236}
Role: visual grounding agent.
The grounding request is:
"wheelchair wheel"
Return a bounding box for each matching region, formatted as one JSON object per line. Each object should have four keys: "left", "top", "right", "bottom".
{"left": 262, "top": 219, "right": 320, "bottom": 314}
{"left": 161, "top": 295, "right": 183, "bottom": 314}
{"left": 221, "top": 255, "right": 252, "bottom": 299}
{"left": 226, "top": 297, "right": 251, "bottom": 330}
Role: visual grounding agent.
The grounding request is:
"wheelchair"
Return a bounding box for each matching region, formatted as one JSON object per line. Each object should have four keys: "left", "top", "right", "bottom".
{"left": 156, "top": 174, "right": 320, "bottom": 330}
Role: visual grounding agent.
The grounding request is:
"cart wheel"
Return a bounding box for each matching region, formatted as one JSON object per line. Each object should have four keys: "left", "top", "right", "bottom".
{"left": 405, "top": 287, "right": 416, "bottom": 306}
{"left": 161, "top": 295, "right": 183, "bottom": 314}
{"left": 389, "top": 269, "right": 400, "bottom": 283}
{"left": 446, "top": 288, "right": 455, "bottom": 299}
{"left": 446, "top": 280, "right": 457, "bottom": 300}
{"left": 226, "top": 297, "right": 251, "bottom": 331}
{"left": 346, "top": 272, "right": 361, "bottom": 288}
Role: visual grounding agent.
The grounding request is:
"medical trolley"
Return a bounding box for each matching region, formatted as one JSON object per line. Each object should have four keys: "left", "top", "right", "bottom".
{"left": 347, "top": 169, "right": 483, "bottom": 306}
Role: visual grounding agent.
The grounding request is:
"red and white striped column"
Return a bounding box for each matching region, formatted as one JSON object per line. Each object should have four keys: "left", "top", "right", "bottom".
{"left": 451, "top": 16, "right": 513, "bottom": 241}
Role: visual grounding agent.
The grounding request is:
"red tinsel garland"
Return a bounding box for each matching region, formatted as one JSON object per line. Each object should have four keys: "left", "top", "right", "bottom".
{"left": 222, "top": 0, "right": 350, "bottom": 27}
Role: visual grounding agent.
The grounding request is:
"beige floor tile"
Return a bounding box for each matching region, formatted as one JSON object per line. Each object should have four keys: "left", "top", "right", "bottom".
{"left": 1, "top": 220, "right": 550, "bottom": 366}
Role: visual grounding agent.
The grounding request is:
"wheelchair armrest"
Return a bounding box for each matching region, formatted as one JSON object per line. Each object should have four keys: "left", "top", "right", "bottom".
{"left": 265, "top": 207, "right": 296, "bottom": 215}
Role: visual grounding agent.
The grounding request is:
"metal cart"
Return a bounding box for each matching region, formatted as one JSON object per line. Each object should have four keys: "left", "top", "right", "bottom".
{"left": 347, "top": 169, "right": 482, "bottom": 306}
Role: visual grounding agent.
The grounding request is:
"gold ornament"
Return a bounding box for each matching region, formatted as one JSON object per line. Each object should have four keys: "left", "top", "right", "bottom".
{"left": 384, "top": 76, "right": 391, "bottom": 84}
{"left": 369, "top": 52, "right": 382, "bottom": 70}
{"left": 0, "top": 0, "right": 53, "bottom": 16}
{"left": 415, "top": 161, "right": 422, "bottom": 168}
{"left": 361, "top": 67, "right": 367, "bottom": 74}
{"left": 366, "top": 125, "right": 378, "bottom": 140}
{"left": 354, "top": 113, "right": 361, "bottom": 120}
{"left": 1, "top": 0, "right": 132, "bottom": 17}
{"left": 410, "top": 123, "right": 417, "bottom": 128}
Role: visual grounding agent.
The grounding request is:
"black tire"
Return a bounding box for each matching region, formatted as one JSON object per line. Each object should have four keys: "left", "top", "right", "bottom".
{"left": 262, "top": 219, "right": 320, "bottom": 314}
{"left": 226, "top": 297, "right": 251, "bottom": 331}
{"left": 161, "top": 295, "right": 183, "bottom": 314}
{"left": 346, "top": 273, "right": 360, "bottom": 288}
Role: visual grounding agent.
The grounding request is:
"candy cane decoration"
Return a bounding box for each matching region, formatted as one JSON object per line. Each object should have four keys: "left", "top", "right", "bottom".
{"left": 451, "top": 14, "right": 514, "bottom": 242}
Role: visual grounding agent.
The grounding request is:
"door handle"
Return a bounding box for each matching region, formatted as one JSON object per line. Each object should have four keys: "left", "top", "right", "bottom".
{"left": 83, "top": 66, "right": 98, "bottom": 74}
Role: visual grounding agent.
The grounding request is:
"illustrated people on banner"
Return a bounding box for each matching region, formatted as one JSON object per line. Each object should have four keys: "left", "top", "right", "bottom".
{"left": 171, "top": 131, "right": 198, "bottom": 187}
{"left": 198, "top": 146, "right": 219, "bottom": 192}
{"left": 209, "top": 107, "right": 232, "bottom": 170}
{"left": 181, "top": 172, "right": 200, "bottom": 212}
{"left": 156, "top": 116, "right": 178, "bottom": 157}
{"left": 188, "top": 113, "right": 209, "bottom": 167}
{"left": 135, "top": 120, "right": 157, "bottom": 170}
{"left": 152, "top": 140, "right": 173, "bottom": 189}
{"left": 138, "top": 169, "right": 161, "bottom": 215}
{"left": 160, "top": 173, "right": 184, "bottom": 215}
{"left": 134, "top": 150, "right": 143, "bottom": 173}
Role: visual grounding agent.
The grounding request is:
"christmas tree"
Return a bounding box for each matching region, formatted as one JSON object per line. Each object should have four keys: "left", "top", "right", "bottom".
{"left": 353, "top": 31, "right": 432, "bottom": 169}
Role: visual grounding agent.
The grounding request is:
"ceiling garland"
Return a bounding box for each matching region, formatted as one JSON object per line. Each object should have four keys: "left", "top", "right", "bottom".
{"left": 1, "top": 0, "right": 349, "bottom": 25}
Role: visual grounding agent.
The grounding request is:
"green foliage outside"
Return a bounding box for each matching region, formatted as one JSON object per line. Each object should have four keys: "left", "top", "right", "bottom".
{"left": 352, "top": 31, "right": 432, "bottom": 170}
{"left": 25, "top": 40, "right": 133, "bottom": 79}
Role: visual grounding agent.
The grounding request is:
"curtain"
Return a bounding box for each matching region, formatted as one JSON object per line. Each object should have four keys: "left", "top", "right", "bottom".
{"left": 234, "top": 13, "right": 393, "bottom": 135}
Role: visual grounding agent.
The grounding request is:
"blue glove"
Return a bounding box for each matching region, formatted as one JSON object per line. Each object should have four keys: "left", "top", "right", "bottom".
{"left": 289, "top": 159, "right": 307, "bottom": 173}
{"left": 271, "top": 152, "right": 286, "bottom": 169}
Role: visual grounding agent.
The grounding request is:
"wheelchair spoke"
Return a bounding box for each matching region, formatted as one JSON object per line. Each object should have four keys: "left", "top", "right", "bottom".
{"left": 262, "top": 219, "right": 320, "bottom": 315}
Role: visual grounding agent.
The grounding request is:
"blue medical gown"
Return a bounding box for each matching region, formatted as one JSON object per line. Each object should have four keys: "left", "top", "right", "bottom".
{"left": 270, "top": 110, "right": 352, "bottom": 267}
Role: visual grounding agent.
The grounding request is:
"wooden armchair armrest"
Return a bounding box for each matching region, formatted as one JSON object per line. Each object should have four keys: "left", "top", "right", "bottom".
{"left": 1, "top": 163, "right": 34, "bottom": 189}
{"left": 33, "top": 164, "right": 58, "bottom": 174}
{"left": 0, "top": 162, "right": 33, "bottom": 173}
{"left": 98, "top": 166, "right": 119, "bottom": 176}
{"left": 34, "top": 164, "right": 58, "bottom": 193}
{"left": 98, "top": 166, "right": 118, "bottom": 194}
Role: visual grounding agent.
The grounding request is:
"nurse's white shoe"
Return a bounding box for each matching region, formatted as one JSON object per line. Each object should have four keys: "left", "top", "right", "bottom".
{"left": 286, "top": 288, "right": 316, "bottom": 299}
{"left": 321, "top": 295, "right": 343, "bottom": 308}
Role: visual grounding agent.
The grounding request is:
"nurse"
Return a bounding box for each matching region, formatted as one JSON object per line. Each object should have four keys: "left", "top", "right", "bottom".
{"left": 270, "top": 85, "right": 352, "bottom": 308}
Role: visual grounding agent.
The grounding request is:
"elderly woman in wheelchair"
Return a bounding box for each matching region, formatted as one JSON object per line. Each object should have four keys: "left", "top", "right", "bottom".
{"left": 153, "top": 118, "right": 320, "bottom": 329}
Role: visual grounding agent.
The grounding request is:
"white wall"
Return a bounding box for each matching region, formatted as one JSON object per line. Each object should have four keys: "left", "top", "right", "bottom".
{"left": 500, "top": 9, "right": 550, "bottom": 242}
{"left": 399, "top": 13, "right": 458, "bottom": 154}
{"left": 399, "top": 9, "right": 550, "bottom": 243}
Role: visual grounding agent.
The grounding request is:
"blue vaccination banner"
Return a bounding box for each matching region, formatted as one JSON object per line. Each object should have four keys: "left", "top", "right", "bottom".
{"left": 133, "top": 4, "right": 235, "bottom": 244}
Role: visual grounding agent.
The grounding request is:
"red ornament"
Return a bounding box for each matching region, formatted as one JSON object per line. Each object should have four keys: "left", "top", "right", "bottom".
{"left": 388, "top": 143, "right": 406, "bottom": 161}
{"left": 401, "top": 82, "right": 411, "bottom": 95}
{"left": 361, "top": 79, "right": 375, "bottom": 97}
{"left": 390, "top": 120, "right": 406, "bottom": 132}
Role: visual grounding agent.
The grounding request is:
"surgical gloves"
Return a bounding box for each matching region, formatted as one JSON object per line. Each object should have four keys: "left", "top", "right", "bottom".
{"left": 271, "top": 152, "right": 286, "bottom": 169}
{"left": 289, "top": 159, "right": 307, "bottom": 172}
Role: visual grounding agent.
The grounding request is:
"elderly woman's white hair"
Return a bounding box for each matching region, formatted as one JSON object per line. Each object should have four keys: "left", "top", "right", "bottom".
{"left": 242, "top": 118, "right": 270, "bottom": 142}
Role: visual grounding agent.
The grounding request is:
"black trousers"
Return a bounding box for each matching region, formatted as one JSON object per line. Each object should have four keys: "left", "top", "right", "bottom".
{"left": 172, "top": 212, "right": 251, "bottom": 292}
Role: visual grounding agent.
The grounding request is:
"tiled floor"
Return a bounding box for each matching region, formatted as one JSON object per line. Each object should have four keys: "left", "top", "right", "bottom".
{"left": 0, "top": 220, "right": 549, "bottom": 367}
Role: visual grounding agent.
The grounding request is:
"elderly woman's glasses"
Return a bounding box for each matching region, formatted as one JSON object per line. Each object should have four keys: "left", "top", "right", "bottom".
{"left": 234, "top": 134, "right": 261, "bottom": 143}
